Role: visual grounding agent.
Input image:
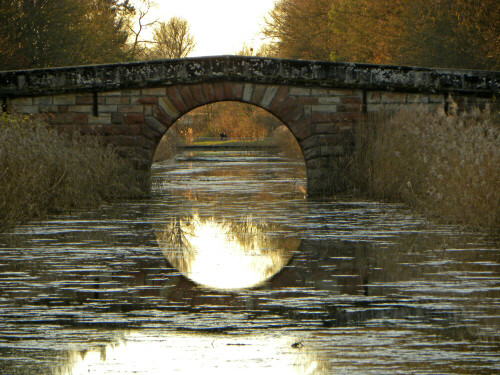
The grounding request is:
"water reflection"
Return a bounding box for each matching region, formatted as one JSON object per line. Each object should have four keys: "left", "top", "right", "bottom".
{"left": 0, "top": 150, "right": 499, "bottom": 374}
{"left": 56, "top": 330, "right": 329, "bottom": 375}
{"left": 152, "top": 150, "right": 305, "bottom": 291}
{"left": 156, "top": 214, "right": 297, "bottom": 289}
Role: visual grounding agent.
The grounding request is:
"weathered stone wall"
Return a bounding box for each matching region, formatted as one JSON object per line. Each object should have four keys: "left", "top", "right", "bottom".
{"left": 2, "top": 56, "right": 499, "bottom": 195}
{"left": 8, "top": 82, "right": 496, "bottom": 195}
{"left": 2, "top": 56, "right": 499, "bottom": 97}
{"left": 365, "top": 91, "right": 495, "bottom": 113}
{"left": 7, "top": 83, "right": 361, "bottom": 194}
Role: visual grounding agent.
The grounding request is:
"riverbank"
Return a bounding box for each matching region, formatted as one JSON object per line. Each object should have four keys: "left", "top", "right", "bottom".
{"left": 153, "top": 133, "right": 294, "bottom": 163}
{"left": 348, "top": 105, "right": 500, "bottom": 234}
{"left": 0, "top": 113, "right": 147, "bottom": 232}
{"left": 179, "top": 138, "right": 279, "bottom": 151}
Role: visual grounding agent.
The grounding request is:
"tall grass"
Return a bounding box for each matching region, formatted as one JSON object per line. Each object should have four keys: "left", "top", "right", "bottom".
{"left": 271, "top": 125, "right": 303, "bottom": 159}
{"left": 350, "top": 105, "right": 500, "bottom": 233}
{"left": 0, "top": 113, "right": 147, "bottom": 231}
{"left": 152, "top": 128, "right": 178, "bottom": 163}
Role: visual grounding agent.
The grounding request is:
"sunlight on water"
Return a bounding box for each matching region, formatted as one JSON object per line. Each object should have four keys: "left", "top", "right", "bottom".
{"left": 56, "top": 331, "right": 329, "bottom": 375}
{"left": 0, "top": 150, "right": 498, "bottom": 374}
{"left": 156, "top": 214, "right": 296, "bottom": 289}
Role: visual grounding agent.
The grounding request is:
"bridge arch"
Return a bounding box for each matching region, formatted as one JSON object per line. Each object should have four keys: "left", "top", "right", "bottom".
{"left": 143, "top": 82, "right": 322, "bottom": 191}
{"left": 2, "top": 56, "right": 498, "bottom": 195}
{"left": 120, "top": 81, "right": 357, "bottom": 195}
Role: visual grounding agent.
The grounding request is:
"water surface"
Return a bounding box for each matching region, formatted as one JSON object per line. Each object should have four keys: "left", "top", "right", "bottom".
{"left": 0, "top": 150, "right": 498, "bottom": 374}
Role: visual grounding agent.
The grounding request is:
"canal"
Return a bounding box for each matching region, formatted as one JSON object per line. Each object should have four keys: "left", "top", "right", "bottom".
{"left": 0, "top": 149, "right": 498, "bottom": 374}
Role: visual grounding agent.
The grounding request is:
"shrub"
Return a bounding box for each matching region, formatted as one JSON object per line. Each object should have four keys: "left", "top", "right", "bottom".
{"left": 0, "top": 113, "right": 147, "bottom": 231}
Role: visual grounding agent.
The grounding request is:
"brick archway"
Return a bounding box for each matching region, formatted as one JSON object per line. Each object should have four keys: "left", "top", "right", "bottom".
{"left": 136, "top": 82, "right": 361, "bottom": 195}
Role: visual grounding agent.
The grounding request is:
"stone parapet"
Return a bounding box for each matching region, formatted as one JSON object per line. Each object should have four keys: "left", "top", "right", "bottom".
{"left": 1, "top": 56, "right": 498, "bottom": 98}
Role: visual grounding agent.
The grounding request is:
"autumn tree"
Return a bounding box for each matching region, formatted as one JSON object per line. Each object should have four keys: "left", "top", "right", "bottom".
{"left": 174, "top": 102, "right": 281, "bottom": 140}
{"left": 0, "top": 0, "right": 134, "bottom": 70}
{"left": 328, "top": 0, "right": 500, "bottom": 69}
{"left": 400, "top": 0, "right": 500, "bottom": 69}
{"left": 255, "top": 43, "right": 282, "bottom": 58}
{"left": 82, "top": 0, "right": 135, "bottom": 63}
{"left": 327, "top": 0, "right": 406, "bottom": 64}
{"left": 262, "top": 0, "right": 499, "bottom": 70}
{"left": 148, "top": 16, "right": 196, "bottom": 59}
{"left": 262, "top": 0, "right": 335, "bottom": 60}
{"left": 205, "top": 103, "right": 272, "bottom": 139}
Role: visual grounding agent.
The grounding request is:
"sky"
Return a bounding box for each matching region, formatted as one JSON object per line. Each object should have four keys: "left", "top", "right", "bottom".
{"left": 134, "top": 0, "right": 278, "bottom": 57}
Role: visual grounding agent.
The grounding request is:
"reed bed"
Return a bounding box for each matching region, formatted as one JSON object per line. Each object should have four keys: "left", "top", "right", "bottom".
{"left": 271, "top": 125, "right": 304, "bottom": 159}
{"left": 152, "top": 128, "right": 178, "bottom": 163}
{"left": 0, "top": 113, "right": 147, "bottom": 231}
{"left": 350, "top": 105, "right": 500, "bottom": 233}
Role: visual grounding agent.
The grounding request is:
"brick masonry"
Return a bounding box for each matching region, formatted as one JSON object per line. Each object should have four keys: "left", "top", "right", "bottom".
{"left": 2, "top": 56, "right": 499, "bottom": 195}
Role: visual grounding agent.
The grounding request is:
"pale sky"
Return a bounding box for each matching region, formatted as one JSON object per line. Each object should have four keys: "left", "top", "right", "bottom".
{"left": 135, "top": 0, "right": 277, "bottom": 57}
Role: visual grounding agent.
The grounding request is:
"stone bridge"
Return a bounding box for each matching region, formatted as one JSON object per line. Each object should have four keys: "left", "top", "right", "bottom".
{"left": 1, "top": 56, "right": 499, "bottom": 195}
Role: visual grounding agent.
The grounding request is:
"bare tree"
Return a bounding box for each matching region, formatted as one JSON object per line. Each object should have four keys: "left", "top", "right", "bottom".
{"left": 148, "top": 16, "right": 196, "bottom": 59}
{"left": 126, "top": 0, "right": 158, "bottom": 59}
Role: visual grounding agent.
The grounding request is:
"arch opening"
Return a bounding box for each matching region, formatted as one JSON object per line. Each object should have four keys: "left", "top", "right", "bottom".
{"left": 152, "top": 101, "right": 305, "bottom": 168}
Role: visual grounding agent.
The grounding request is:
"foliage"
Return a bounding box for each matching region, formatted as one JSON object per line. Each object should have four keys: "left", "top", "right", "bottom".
{"left": 328, "top": 0, "right": 406, "bottom": 64}
{"left": 205, "top": 103, "right": 275, "bottom": 138}
{"left": 262, "top": 0, "right": 334, "bottom": 60}
{"left": 328, "top": 0, "right": 500, "bottom": 69}
{"left": 262, "top": 0, "right": 500, "bottom": 69}
{"left": 401, "top": 0, "right": 500, "bottom": 69}
{"left": 0, "top": 113, "right": 147, "bottom": 231}
{"left": 255, "top": 43, "right": 279, "bottom": 58}
{"left": 350, "top": 106, "right": 500, "bottom": 233}
{"left": 0, "top": 0, "right": 134, "bottom": 70}
{"left": 174, "top": 102, "right": 281, "bottom": 140}
{"left": 147, "top": 17, "right": 196, "bottom": 59}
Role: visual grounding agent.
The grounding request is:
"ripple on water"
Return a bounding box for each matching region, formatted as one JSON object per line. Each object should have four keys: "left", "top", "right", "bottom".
{"left": 0, "top": 150, "right": 498, "bottom": 374}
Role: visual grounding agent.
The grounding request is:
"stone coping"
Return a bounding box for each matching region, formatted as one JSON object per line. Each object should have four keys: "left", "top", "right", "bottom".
{"left": 1, "top": 55, "right": 499, "bottom": 98}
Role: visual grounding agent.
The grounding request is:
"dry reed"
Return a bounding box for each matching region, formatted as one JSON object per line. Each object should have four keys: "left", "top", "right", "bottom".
{"left": 152, "top": 128, "right": 178, "bottom": 162}
{"left": 0, "top": 113, "right": 147, "bottom": 231}
{"left": 271, "top": 125, "right": 303, "bottom": 159}
{"left": 350, "top": 105, "right": 500, "bottom": 233}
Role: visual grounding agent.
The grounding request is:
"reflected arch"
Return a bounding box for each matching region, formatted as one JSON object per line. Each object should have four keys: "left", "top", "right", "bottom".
{"left": 155, "top": 214, "right": 299, "bottom": 290}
